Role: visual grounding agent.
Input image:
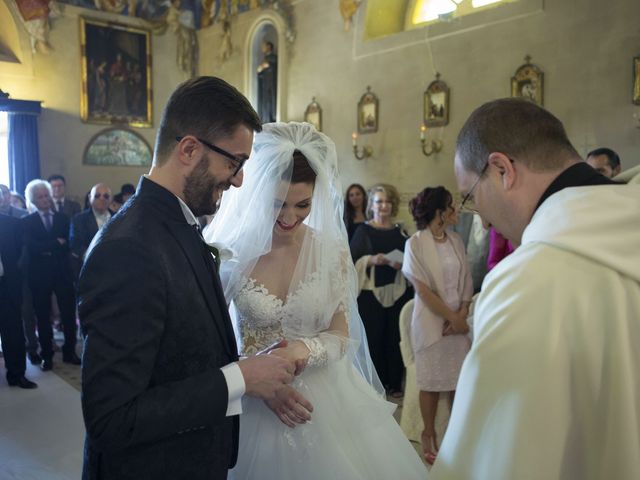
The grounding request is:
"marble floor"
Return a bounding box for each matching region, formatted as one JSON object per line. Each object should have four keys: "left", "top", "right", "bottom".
{"left": 0, "top": 355, "right": 424, "bottom": 479}
{"left": 0, "top": 361, "right": 85, "bottom": 479}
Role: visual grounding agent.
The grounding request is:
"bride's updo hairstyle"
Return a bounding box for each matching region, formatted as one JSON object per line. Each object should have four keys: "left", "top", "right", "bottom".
{"left": 409, "top": 186, "right": 452, "bottom": 230}
{"left": 285, "top": 149, "right": 317, "bottom": 185}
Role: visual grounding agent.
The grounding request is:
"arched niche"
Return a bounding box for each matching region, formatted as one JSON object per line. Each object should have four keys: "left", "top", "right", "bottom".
{"left": 243, "top": 11, "right": 289, "bottom": 123}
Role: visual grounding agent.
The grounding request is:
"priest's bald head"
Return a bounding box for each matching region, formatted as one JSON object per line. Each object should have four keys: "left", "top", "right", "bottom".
{"left": 454, "top": 98, "right": 582, "bottom": 246}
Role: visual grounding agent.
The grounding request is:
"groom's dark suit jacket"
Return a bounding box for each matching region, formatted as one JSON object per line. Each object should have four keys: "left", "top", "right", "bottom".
{"left": 79, "top": 177, "right": 239, "bottom": 480}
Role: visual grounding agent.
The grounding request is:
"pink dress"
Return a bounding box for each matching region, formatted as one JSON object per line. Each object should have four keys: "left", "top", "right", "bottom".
{"left": 414, "top": 239, "right": 471, "bottom": 392}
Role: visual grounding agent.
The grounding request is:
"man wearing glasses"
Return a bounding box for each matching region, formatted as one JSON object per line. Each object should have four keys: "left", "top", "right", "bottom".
{"left": 69, "top": 183, "right": 113, "bottom": 278}
{"left": 431, "top": 98, "right": 640, "bottom": 479}
{"left": 79, "top": 77, "right": 305, "bottom": 479}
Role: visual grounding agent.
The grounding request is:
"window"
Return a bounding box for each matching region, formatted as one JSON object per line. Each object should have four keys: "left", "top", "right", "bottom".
{"left": 412, "top": 0, "right": 508, "bottom": 27}
{"left": 0, "top": 112, "right": 9, "bottom": 187}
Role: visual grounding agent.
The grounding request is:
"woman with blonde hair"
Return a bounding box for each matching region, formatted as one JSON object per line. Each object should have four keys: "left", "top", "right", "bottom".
{"left": 350, "top": 183, "right": 412, "bottom": 398}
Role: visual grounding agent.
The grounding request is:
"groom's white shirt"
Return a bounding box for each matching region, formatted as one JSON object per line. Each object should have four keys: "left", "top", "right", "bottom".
{"left": 177, "top": 195, "right": 245, "bottom": 416}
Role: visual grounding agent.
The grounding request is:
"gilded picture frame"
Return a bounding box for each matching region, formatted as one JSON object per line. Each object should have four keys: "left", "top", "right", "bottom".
{"left": 304, "top": 97, "right": 323, "bottom": 132}
{"left": 80, "top": 17, "right": 153, "bottom": 128}
{"left": 357, "top": 86, "right": 379, "bottom": 134}
{"left": 633, "top": 56, "right": 640, "bottom": 105}
{"left": 83, "top": 127, "right": 152, "bottom": 166}
{"left": 424, "top": 74, "right": 449, "bottom": 127}
{"left": 511, "top": 55, "right": 543, "bottom": 106}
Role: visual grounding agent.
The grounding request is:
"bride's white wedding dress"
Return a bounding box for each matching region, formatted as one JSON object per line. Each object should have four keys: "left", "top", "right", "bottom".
{"left": 228, "top": 273, "right": 428, "bottom": 480}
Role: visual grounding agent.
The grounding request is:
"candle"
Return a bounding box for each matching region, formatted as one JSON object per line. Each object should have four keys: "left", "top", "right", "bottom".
{"left": 352, "top": 132, "right": 357, "bottom": 146}
{"left": 420, "top": 125, "right": 427, "bottom": 140}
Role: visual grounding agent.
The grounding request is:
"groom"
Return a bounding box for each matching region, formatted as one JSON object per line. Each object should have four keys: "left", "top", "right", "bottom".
{"left": 79, "top": 77, "right": 307, "bottom": 479}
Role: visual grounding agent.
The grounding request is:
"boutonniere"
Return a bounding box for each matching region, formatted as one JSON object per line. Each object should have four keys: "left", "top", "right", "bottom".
{"left": 204, "top": 242, "right": 235, "bottom": 264}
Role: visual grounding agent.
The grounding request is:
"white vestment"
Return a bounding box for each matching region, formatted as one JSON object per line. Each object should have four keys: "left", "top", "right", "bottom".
{"left": 431, "top": 184, "right": 640, "bottom": 480}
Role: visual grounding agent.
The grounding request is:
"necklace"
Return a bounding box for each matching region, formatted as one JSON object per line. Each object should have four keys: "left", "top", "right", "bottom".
{"left": 432, "top": 230, "right": 446, "bottom": 240}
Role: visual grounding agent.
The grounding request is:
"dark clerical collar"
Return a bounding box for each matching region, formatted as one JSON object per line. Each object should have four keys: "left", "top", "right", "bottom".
{"left": 535, "top": 162, "right": 619, "bottom": 212}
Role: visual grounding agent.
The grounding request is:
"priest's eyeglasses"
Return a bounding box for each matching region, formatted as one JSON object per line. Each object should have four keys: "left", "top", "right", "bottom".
{"left": 176, "top": 136, "right": 248, "bottom": 177}
{"left": 459, "top": 162, "right": 489, "bottom": 214}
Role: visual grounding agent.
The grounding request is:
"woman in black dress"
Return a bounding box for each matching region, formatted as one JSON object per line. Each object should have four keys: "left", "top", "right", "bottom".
{"left": 350, "top": 183, "right": 412, "bottom": 397}
{"left": 343, "top": 183, "right": 367, "bottom": 241}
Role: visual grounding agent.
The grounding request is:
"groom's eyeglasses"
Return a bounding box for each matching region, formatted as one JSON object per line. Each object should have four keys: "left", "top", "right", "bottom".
{"left": 176, "top": 136, "right": 248, "bottom": 177}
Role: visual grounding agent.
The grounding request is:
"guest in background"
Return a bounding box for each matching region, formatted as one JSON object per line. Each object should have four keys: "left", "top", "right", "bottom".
{"left": 487, "top": 227, "right": 514, "bottom": 271}
{"left": 1, "top": 184, "right": 28, "bottom": 218}
{"left": 48, "top": 174, "right": 81, "bottom": 219}
{"left": 110, "top": 183, "right": 135, "bottom": 212}
{"left": 0, "top": 213, "right": 37, "bottom": 389}
{"left": 344, "top": 183, "right": 367, "bottom": 241}
{"left": 22, "top": 180, "right": 80, "bottom": 370}
{"left": 452, "top": 211, "right": 489, "bottom": 293}
{"left": 402, "top": 186, "right": 473, "bottom": 465}
{"left": 70, "top": 183, "right": 113, "bottom": 278}
{"left": 10, "top": 191, "right": 28, "bottom": 211}
{"left": 586, "top": 147, "right": 621, "bottom": 178}
{"left": 2, "top": 186, "right": 39, "bottom": 363}
{"left": 350, "top": 183, "right": 411, "bottom": 397}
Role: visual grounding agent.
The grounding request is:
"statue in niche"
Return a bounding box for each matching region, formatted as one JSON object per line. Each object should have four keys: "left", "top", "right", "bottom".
{"left": 257, "top": 40, "right": 277, "bottom": 123}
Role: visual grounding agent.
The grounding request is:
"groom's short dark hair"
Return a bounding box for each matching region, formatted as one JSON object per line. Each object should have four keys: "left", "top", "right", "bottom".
{"left": 154, "top": 76, "right": 262, "bottom": 166}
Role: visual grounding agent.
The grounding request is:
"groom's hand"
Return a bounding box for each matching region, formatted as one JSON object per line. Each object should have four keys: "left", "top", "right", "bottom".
{"left": 264, "top": 385, "right": 313, "bottom": 428}
{"left": 238, "top": 354, "right": 296, "bottom": 400}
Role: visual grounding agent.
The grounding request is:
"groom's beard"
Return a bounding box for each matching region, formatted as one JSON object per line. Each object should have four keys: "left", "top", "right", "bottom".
{"left": 183, "top": 154, "right": 230, "bottom": 217}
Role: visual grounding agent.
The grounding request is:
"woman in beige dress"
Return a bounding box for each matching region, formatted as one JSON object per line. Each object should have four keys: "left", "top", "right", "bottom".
{"left": 402, "top": 186, "right": 473, "bottom": 465}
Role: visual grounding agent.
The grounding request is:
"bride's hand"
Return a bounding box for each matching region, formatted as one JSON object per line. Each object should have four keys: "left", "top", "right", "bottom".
{"left": 269, "top": 341, "right": 310, "bottom": 375}
{"left": 264, "top": 385, "right": 314, "bottom": 428}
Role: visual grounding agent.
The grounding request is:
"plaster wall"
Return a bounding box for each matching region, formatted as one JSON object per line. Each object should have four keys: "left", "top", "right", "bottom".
{"left": 201, "top": 0, "right": 640, "bottom": 228}
{"left": 0, "top": 1, "right": 188, "bottom": 202}
{"left": 1, "top": 0, "right": 638, "bottom": 219}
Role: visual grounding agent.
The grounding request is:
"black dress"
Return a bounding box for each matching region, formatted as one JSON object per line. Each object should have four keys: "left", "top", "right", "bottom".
{"left": 350, "top": 223, "right": 412, "bottom": 392}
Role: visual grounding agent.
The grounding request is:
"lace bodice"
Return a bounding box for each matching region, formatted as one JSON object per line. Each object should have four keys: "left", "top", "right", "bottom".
{"left": 234, "top": 273, "right": 335, "bottom": 356}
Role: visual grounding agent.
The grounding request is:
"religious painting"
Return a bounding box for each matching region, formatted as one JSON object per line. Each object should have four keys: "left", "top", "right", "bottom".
{"left": 357, "top": 86, "right": 379, "bottom": 134}
{"left": 304, "top": 97, "right": 322, "bottom": 132}
{"left": 83, "top": 128, "right": 152, "bottom": 166}
{"left": 633, "top": 56, "right": 640, "bottom": 105}
{"left": 424, "top": 74, "right": 449, "bottom": 127}
{"left": 80, "top": 17, "right": 153, "bottom": 128}
{"left": 511, "top": 55, "right": 543, "bottom": 106}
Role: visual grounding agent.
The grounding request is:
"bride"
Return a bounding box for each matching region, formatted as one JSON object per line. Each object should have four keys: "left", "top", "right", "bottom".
{"left": 206, "top": 122, "right": 427, "bottom": 479}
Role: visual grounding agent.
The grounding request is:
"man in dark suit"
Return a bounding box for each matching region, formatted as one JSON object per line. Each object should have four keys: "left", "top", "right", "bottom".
{"left": 0, "top": 213, "right": 37, "bottom": 389}
{"left": 70, "top": 183, "right": 112, "bottom": 277}
{"left": 48, "top": 174, "right": 82, "bottom": 219}
{"left": 23, "top": 180, "right": 81, "bottom": 370}
{"left": 79, "top": 76, "right": 309, "bottom": 480}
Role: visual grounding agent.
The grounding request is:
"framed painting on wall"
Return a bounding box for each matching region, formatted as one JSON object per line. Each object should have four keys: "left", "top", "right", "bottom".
{"left": 83, "top": 128, "right": 152, "bottom": 166}
{"left": 424, "top": 73, "right": 449, "bottom": 127}
{"left": 80, "top": 17, "right": 153, "bottom": 128}
{"left": 511, "top": 55, "right": 543, "bottom": 106}
{"left": 633, "top": 56, "right": 640, "bottom": 105}
{"left": 357, "top": 86, "right": 379, "bottom": 134}
{"left": 304, "top": 97, "right": 322, "bottom": 131}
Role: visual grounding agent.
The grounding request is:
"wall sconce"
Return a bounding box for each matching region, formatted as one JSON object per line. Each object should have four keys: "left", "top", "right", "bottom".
{"left": 420, "top": 125, "right": 443, "bottom": 156}
{"left": 352, "top": 132, "right": 373, "bottom": 160}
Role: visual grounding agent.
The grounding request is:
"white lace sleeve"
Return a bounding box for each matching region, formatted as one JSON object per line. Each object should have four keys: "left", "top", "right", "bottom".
{"left": 300, "top": 332, "right": 347, "bottom": 367}
{"left": 299, "top": 247, "right": 352, "bottom": 367}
